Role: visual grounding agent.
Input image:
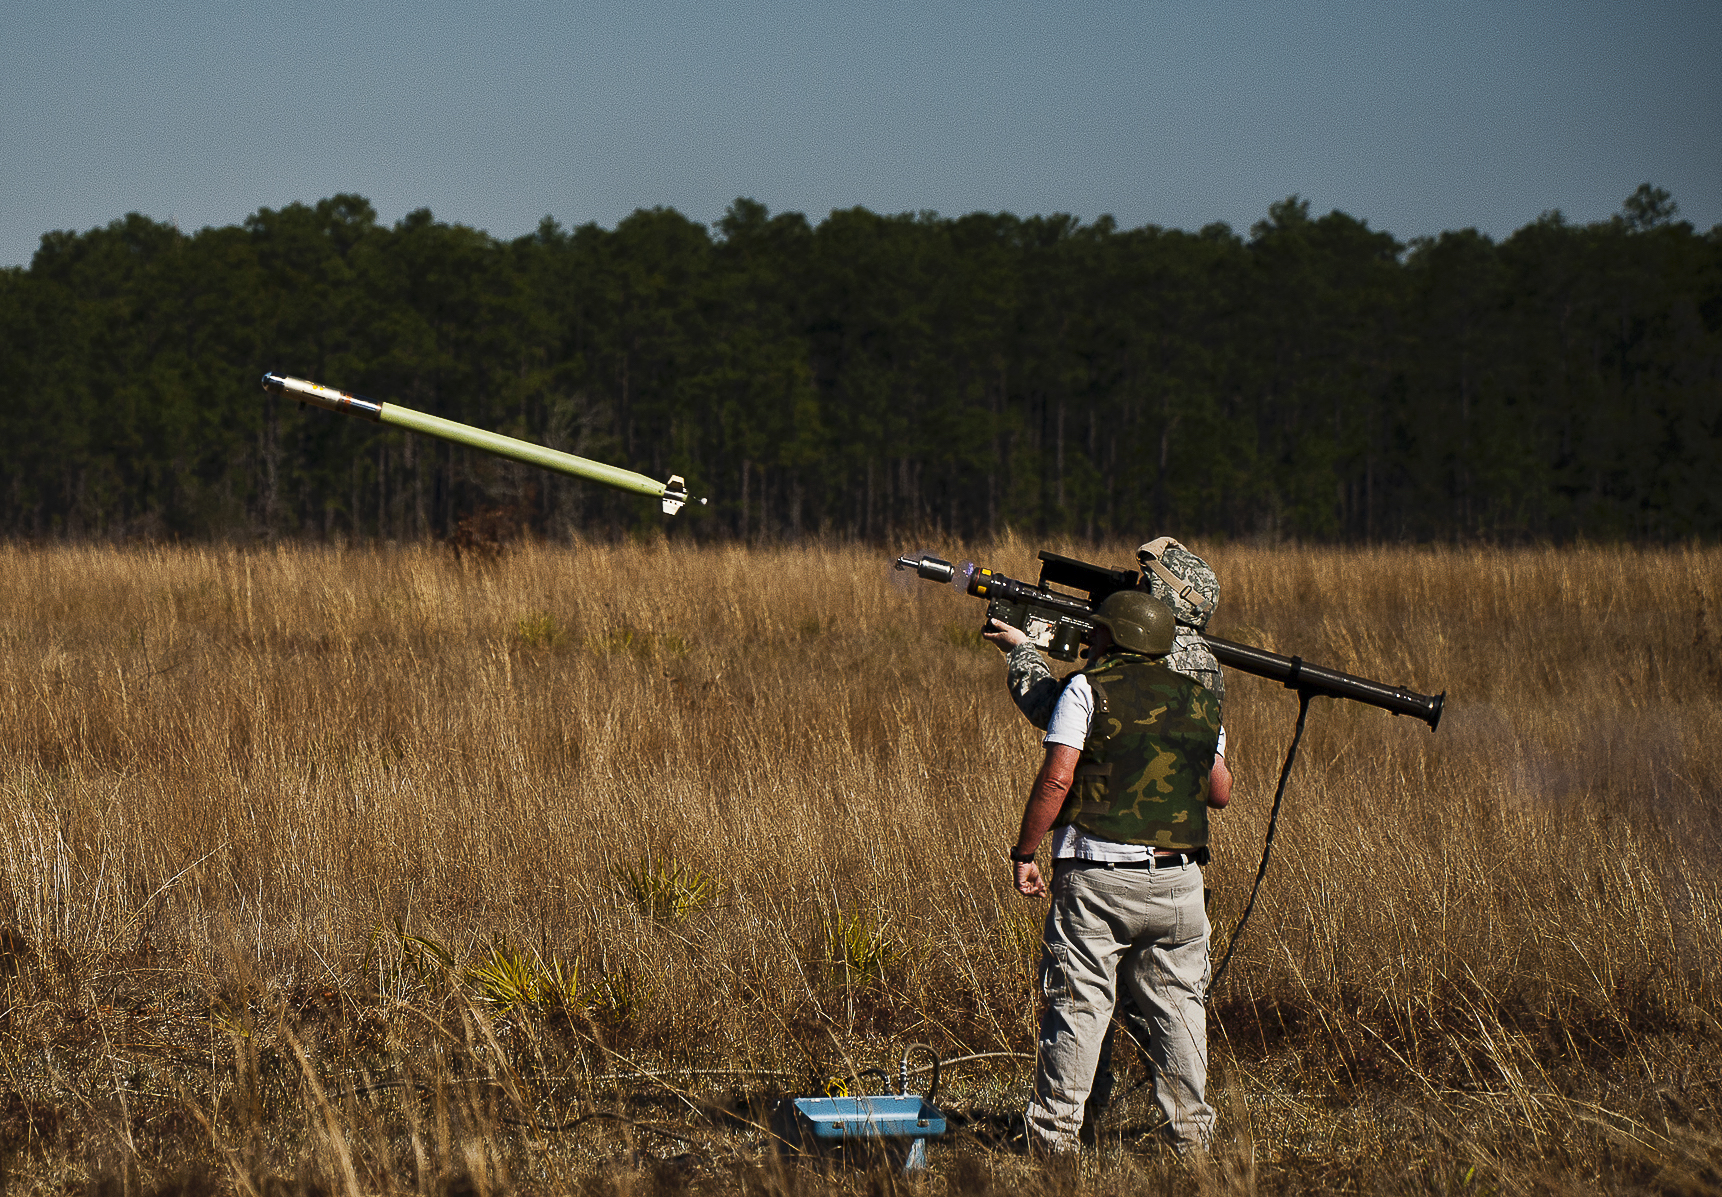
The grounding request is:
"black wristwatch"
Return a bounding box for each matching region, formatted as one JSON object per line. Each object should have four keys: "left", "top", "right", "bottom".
{"left": 1009, "top": 845, "right": 1037, "bottom": 865}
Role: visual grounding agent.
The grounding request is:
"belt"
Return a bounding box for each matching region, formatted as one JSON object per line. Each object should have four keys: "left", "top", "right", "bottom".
{"left": 1062, "top": 851, "right": 1198, "bottom": 872}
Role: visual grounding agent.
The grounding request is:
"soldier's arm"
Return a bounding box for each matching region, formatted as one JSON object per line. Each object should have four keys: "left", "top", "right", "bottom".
{"left": 1005, "top": 645, "right": 1062, "bottom": 729}
{"left": 1012, "top": 743, "right": 1081, "bottom": 897}
{"left": 1209, "top": 755, "right": 1232, "bottom": 808}
{"left": 984, "top": 617, "right": 1063, "bottom": 729}
{"left": 1168, "top": 631, "right": 1225, "bottom": 707}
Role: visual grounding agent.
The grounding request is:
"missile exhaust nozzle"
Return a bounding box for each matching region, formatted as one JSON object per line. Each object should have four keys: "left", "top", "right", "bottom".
{"left": 662, "top": 475, "right": 689, "bottom": 516}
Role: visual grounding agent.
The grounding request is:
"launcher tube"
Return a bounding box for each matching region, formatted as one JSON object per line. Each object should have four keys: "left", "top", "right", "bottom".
{"left": 1202, "top": 635, "right": 1443, "bottom": 730}
{"left": 262, "top": 373, "right": 694, "bottom": 513}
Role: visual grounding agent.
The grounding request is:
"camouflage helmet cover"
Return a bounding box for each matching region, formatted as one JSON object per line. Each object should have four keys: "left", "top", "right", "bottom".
{"left": 1091, "top": 590, "right": 1177, "bottom": 657}
{"left": 1137, "top": 537, "right": 1220, "bottom": 631}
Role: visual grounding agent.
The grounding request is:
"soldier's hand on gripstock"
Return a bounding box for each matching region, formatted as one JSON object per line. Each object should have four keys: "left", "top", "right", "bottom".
{"left": 983, "top": 618, "right": 1030, "bottom": 652}
{"left": 1013, "top": 860, "right": 1047, "bottom": 897}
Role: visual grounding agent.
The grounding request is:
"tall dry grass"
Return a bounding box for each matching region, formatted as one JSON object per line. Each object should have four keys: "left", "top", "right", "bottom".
{"left": 0, "top": 536, "right": 1718, "bottom": 1194}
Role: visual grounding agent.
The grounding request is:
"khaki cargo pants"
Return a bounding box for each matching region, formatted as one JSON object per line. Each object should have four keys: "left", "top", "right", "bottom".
{"left": 1025, "top": 859, "right": 1214, "bottom": 1154}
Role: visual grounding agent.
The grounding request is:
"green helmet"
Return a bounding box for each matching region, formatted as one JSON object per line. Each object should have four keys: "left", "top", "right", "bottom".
{"left": 1091, "top": 590, "right": 1176, "bottom": 657}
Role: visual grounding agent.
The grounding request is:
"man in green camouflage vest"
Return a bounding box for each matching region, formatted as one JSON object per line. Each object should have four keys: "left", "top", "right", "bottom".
{"left": 986, "top": 538, "right": 1228, "bottom": 1146}
{"left": 999, "top": 587, "right": 1232, "bottom": 1156}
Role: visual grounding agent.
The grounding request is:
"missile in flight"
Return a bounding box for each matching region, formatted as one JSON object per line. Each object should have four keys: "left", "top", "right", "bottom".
{"left": 261, "top": 372, "right": 703, "bottom": 515}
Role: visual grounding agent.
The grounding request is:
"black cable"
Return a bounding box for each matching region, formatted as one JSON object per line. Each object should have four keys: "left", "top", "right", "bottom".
{"left": 851, "top": 1067, "right": 892, "bottom": 1092}
{"left": 898, "top": 1043, "right": 941, "bottom": 1106}
{"left": 1207, "top": 688, "right": 1314, "bottom": 1000}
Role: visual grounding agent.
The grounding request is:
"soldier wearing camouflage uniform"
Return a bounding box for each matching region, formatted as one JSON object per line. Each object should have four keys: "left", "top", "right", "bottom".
{"left": 1000, "top": 538, "right": 1225, "bottom": 727}
{"left": 988, "top": 540, "right": 1227, "bottom": 1143}
{"left": 994, "top": 543, "right": 1230, "bottom": 1157}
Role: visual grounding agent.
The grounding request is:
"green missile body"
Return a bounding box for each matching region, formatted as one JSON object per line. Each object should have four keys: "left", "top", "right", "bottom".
{"left": 261, "top": 373, "right": 701, "bottom": 514}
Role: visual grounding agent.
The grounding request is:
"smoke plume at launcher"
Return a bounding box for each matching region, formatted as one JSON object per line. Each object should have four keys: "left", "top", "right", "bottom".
{"left": 261, "top": 373, "right": 707, "bottom": 515}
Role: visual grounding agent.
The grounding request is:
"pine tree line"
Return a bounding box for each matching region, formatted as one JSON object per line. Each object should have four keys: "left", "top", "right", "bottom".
{"left": 1, "top": 186, "right": 1717, "bottom": 543}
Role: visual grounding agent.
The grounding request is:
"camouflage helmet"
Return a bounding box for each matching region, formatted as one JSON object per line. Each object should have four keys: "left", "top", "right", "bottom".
{"left": 1137, "top": 537, "right": 1220, "bottom": 631}
{"left": 1091, "top": 590, "right": 1176, "bottom": 657}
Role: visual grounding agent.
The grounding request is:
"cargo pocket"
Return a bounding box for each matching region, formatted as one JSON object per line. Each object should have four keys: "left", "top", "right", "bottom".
{"left": 1071, "top": 761, "right": 1114, "bottom": 814}
{"left": 1039, "top": 942, "right": 1089, "bottom": 1046}
{"left": 1039, "top": 944, "right": 1072, "bottom": 1005}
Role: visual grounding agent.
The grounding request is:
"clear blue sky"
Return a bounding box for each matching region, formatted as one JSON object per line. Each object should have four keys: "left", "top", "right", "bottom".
{"left": 3, "top": 0, "right": 1717, "bottom": 268}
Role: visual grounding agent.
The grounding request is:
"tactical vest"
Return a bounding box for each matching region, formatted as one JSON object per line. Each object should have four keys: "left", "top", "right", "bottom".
{"left": 1054, "top": 652, "right": 1222, "bottom": 850}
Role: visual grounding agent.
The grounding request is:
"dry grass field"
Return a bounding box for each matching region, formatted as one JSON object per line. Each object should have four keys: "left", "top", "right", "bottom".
{"left": 0, "top": 537, "right": 1718, "bottom": 1195}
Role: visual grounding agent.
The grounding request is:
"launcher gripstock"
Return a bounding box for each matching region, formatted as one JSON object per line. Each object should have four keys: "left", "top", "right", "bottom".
{"left": 892, "top": 550, "right": 1444, "bottom": 731}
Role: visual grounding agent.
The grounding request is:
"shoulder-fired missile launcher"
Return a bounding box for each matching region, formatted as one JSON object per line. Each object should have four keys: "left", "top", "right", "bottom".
{"left": 895, "top": 549, "right": 1444, "bottom": 729}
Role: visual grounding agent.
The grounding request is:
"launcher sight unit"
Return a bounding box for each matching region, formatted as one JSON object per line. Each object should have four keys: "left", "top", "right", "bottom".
{"left": 261, "top": 373, "right": 704, "bottom": 515}
{"left": 896, "top": 551, "right": 1134, "bottom": 662}
{"left": 893, "top": 550, "right": 1443, "bottom": 730}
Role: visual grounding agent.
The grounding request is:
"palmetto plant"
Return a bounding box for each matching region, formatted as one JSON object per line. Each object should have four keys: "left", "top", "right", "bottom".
{"left": 613, "top": 855, "right": 718, "bottom": 924}
{"left": 513, "top": 610, "right": 565, "bottom": 651}
{"left": 586, "top": 965, "right": 650, "bottom": 1030}
{"left": 463, "top": 940, "right": 580, "bottom": 1015}
{"left": 822, "top": 909, "right": 904, "bottom": 988}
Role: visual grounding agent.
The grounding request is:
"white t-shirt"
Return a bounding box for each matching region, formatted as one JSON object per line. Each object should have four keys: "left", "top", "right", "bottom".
{"left": 1042, "top": 674, "right": 1227, "bottom": 861}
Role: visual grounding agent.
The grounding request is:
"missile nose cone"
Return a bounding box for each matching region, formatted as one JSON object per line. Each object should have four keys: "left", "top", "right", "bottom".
{"left": 261, "top": 371, "right": 289, "bottom": 394}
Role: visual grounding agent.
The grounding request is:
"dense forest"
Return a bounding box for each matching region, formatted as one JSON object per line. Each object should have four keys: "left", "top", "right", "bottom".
{"left": 1, "top": 186, "right": 1717, "bottom": 543}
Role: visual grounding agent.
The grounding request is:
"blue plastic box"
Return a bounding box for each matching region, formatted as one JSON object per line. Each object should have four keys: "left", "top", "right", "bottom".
{"left": 777, "top": 1095, "right": 946, "bottom": 1171}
